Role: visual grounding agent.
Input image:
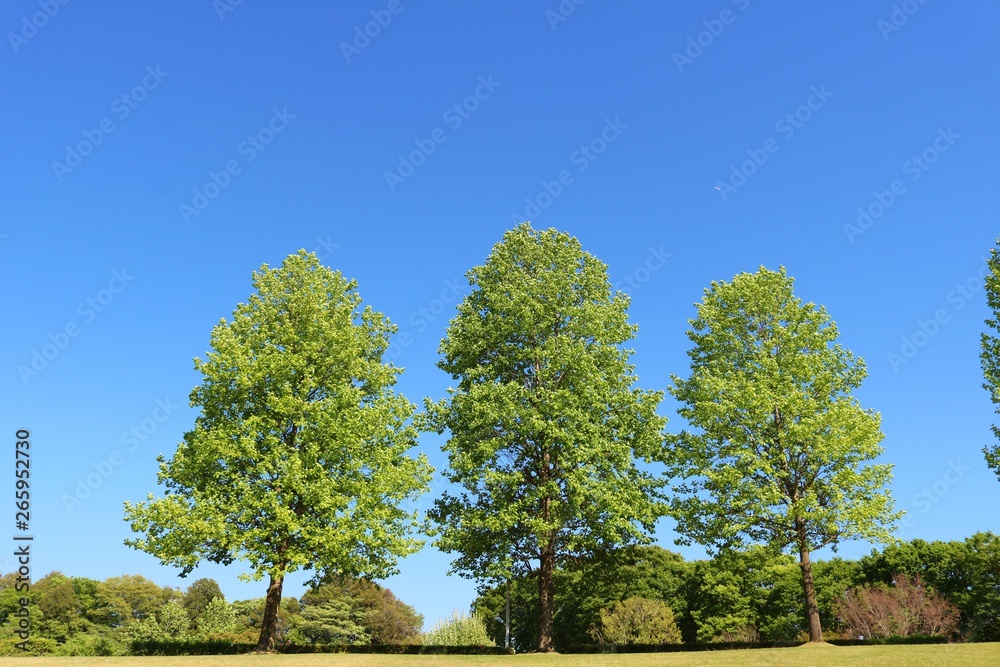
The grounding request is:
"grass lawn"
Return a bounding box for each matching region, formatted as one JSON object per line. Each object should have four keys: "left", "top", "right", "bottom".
{"left": 2, "top": 644, "right": 998, "bottom": 667}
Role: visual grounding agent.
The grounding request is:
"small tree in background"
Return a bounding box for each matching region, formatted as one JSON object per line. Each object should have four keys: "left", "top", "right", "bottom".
{"left": 594, "top": 597, "right": 682, "bottom": 645}
{"left": 182, "top": 579, "right": 224, "bottom": 629}
{"left": 157, "top": 601, "right": 190, "bottom": 640}
{"left": 196, "top": 597, "right": 238, "bottom": 639}
{"left": 835, "top": 574, "right": 959, "bottom": 639}
{"left": 290, "top": 599, "right": 371, "bottom": 645}
{"left": 301, "top": 576, "right": 422, "bottom": 644}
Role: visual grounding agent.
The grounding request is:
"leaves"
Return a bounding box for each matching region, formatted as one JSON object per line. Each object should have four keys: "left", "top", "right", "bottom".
{"left": 428, "top": 224, "right": 670, "bottom": 585}
{"left": 668, "top": 266, "right": 900, "bottom": 556}
{"left": 122, "top": 250, "right": 433, "bottom": 648}
{"left": 981, "top": 240, "right": 1000, "bottom": 479}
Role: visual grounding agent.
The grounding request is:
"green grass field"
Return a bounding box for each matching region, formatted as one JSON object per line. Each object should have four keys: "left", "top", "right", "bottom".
{"left": 2, "top": 644, "right": 998, "bottom": 667}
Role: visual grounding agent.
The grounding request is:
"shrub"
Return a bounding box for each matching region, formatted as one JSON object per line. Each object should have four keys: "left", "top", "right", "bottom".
{"left": 594, "top": 597, "right": 682, "bottom": 645}
{"left": 834, "top": 574, "right": 960, "bottom": 639}
{"left": 711, "top": 624, "right": 760, "bottom": 643}
{"left": 422, "top": 611, "right": 495, "bottom": 646}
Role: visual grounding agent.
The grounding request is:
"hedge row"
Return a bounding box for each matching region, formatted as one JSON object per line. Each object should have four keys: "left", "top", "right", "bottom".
{"left": 129, "top": 636, "right": 946, "bottom": 656}
{"left": 563, "top": 635, "right": 949, "bottom": 653}
{"left": 129, "top": 640, "right": 515, "bottom": 656}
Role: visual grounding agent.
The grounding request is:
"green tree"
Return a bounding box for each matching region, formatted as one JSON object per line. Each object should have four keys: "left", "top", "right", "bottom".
{"left": 596, "top": 596, "right": 682, "bottom": 645}
{"left": 182, "top": 578, "right": 224, "bottom": 628}
{"left": 196, "top": 597, "right": 238, "bottom": 638}
{"left": 123, "top": 250, "right": 433, "bottom": 652}
{"left": 291, "top": 599, "right": 370, "bottom": 645}
{"left": 302, "top": 576, "right": 422, "bottom": 644}
{"left": 158, "top": 600, "right": 190, "bottom": 639}
{"left": 667, "top": 266, "right": 899, "bottom": 642}
{"left": 92, "top": 575, "right": 178, "bottom": 628}
{"left": 427, "top": 224, "right": 669, "bottom": 652}
{"left": 981, "top": 239, "right": 1000, "bottom": 477}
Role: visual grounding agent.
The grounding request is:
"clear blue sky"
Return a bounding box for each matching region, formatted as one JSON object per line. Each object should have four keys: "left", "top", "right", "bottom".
{"left": 3, "top": 0, "right": 999, "bottom": 630}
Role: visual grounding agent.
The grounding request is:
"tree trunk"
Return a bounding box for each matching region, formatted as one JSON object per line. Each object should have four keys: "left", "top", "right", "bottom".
{"left": 537, "top": 537, "right": 556, "bottom": 652}
{"left": 254, "top": 571, "right": 285, "bottom": 652}
{"left": 796, "top": 536, "right": 824, "bottom": 642}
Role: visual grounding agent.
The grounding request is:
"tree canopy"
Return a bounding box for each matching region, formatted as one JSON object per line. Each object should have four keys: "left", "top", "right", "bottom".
{"left": 426, "top": 223, "right": 669, "bottom": 651}
{"left": 667, "top": 266, "right": 899, "bottom": 641}
{"left": 123, "top": 250, "right": 432, "bottom": 651}
{"left": 980, "top": 238, "right": 1000, "bottom": 479}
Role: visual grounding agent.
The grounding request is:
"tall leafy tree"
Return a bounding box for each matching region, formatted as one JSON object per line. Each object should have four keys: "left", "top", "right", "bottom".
{"left": 667, "top": 266, "right": 899, "bottom": 642}
{"left": 980, "top": 239, "right": 1000, "bottom": 477}
{"left": 427, "top": 223, "right": 669, "bottom": 651}
{"left": 123, "top": 250, "right": 432, "bottom": 652}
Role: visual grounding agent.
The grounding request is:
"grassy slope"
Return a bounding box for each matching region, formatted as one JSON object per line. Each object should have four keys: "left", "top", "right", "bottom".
{"left": 2, "top": 644, "right": 1000, "bottom": 667}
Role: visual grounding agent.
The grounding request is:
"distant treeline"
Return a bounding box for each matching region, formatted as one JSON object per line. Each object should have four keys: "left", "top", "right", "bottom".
{"left": 0, "top": 572, "right": 421, "bottom": 656}
{"left": 2, "top": 532, "right": 996, "bottom": 656}
{"left": 472, "top": 533, "right": 1000, "bottom": 651}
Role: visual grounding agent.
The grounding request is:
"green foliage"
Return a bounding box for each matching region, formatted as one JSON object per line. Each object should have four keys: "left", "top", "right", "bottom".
{"left": 124, "top": 616, "right": 166, "bottom": 643}
{"left": 123, "top": 250, "right": 433, "bottom": 649}
{"left": 158, "top": 600, "right": 190, "bottom": 639}
{"left": 53, "top": 628, "right": 127, "bottom": 656}
{"left": 230, "top": 596, "right": 299, "bottom": 644}
{"left": 289, "top": 599, "right": 371, "bottom": 645}
{"left": 859, "top": 533, "right": 1000, "bottom": 641}
{"left": 427, "top": 224, "right": 669, "bottom": 650}
{"left": 196, "top": 597, "right": 238, "bottom": 638}
{"left": 595, "top": 597, "right": 682, "bottom": 645}
{"left": 182, "top": 578, "right": 224, "bottom": 627}
{"left": 0, "top": 636, "right": 58, "bottom": 656}
{"left": 423, "top": 610, "right": 495, "bottom": 646}
{"left": 92, "top": 574, "right": 179, "bottom": 628}
{"left": 668, "top": 266, "right": 899, "bottom": 640}
{"left": 668, "top": 266, "right": 899, "bottom": 554}
{"left": 980, "top": 239, "right": 1000, "bottom": 478}
{"left": 302, "top": 576, "right": 422, "bottom": 644}
{"left": 474, "top": 546, "right": 692, "bottom": 649}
